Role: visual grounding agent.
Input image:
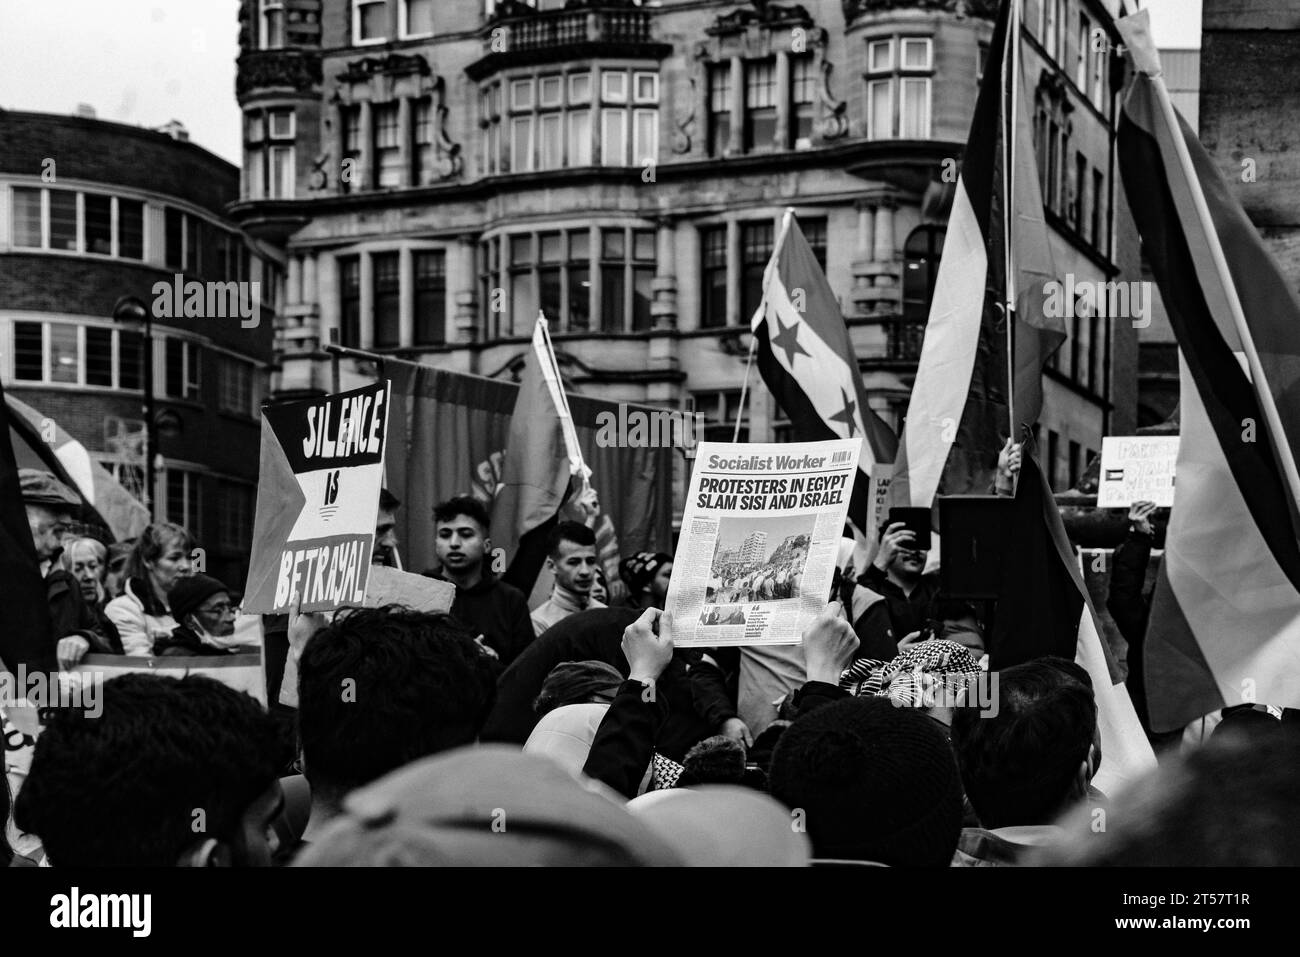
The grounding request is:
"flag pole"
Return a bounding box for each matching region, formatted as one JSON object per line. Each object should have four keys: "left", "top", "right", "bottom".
{"left": 1117, "top": 11, "right": 1300, "bottom": 515}
{"left": 736, "top": 207, "right": 799, "bottom": 443}
{"left": 536, "top": 311, "right": 592, "bottom": 492}
{"left": 1001, "top": 0, "right": 1020, "bottom": 449}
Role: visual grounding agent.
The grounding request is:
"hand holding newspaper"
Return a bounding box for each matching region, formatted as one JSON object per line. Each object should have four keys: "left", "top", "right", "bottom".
{"left": 665, "top": 439, "right": 861, "bottom": 646}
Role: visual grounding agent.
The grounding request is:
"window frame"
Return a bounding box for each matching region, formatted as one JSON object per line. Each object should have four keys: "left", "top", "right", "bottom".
{"left": 353, "top": 0, "right": 389, "bottom": 46}
{"left": 399, "top": 0, "right": 435, "bottom": 40}
{"left": 260, "top": 0, "right": 286, "bottom": 50}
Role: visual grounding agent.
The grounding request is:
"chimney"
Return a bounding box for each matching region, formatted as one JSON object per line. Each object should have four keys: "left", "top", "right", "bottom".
{"left": 155, "top": 119, "right": 190, "bottom": 142}
{"left": 74, "top": 103, "right": 97, "bottom": 119}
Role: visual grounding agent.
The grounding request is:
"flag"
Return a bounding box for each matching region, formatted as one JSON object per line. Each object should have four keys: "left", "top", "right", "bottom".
{"left": 889, "top": 0, "right": 1064, "bottom": 512}
{"left": 993, "top": 452, "right": 1156, "bottom": 796}
{"left": 489, "top": 316, "right": 583, "bottom": 595}
{"left": 385, "top": 359, "right": 672, "bottom": 586}
{"left": 1117, "top": 11, "right": 1300, "bottom": 730}
{"left": 751, "top": 210, "right": 898, "bottom": 537}
{"left": 6, "top": 394, "right": 149, "bottom": 542}
{"left": 0, "top": 376, "right": 55, "bottom": 677}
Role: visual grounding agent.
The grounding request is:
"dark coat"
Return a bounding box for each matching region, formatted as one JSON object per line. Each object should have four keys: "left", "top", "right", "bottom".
{"left": 46, "top": 568, "right": 119, "bottom": 654}
{"left": 426, "top": 571, "right": 535, "bottom": 667}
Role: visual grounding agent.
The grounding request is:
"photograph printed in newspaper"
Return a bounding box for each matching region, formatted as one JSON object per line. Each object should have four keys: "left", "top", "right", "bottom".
{"left": 665, "top": 439, "right": 861, "bottom": 646}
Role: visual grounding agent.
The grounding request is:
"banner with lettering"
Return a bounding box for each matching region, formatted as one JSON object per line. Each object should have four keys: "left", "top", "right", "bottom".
{"left": 243, "top": 381, "right": 392, "bottom": 614}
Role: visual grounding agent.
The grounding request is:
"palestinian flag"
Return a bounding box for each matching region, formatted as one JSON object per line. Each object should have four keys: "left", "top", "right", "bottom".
{"left": 489, "top": 315, "right": 582, "bottom": 596}
{"left": 751, "top": 210, "right": 898, "bottom": 537}
{"left": 993, "top": 451, "right": 1156, "bottom": 795}
{"left": 889, "top": 0, "right": 1064, "bottom": 512}
{"left": 1117, "top": 11, "right": 1300, "bottom": 731}
{"left": 0, "top": 376, "right": 55, "bottom": 677}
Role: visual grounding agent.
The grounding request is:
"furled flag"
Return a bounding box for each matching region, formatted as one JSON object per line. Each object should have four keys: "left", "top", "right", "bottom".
{"left": 991, "top": 451, "right": 1156, "bottom": 796}
{"left": 490, "top": 314, "right": 588, "bottom": 597}
{"left": 0, "top": 375, "right": 55, "bottom": 677}
{"left": 750, "top": 209, "right": 897, "bottom": 539}
{"left": 1116, "top": 10, "right": 1300, "bottom": 731}
{"left": 888, "top": 0, "right": 1064, "bottom": 512}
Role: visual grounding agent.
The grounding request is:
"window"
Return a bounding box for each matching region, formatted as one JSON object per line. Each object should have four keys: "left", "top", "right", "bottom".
{"left": 509, "top": 234, "right": 536, "bottom": 336}
{"left": 246, "top": 108, "right": 296, "bottom": 199}
{"left": 479, "top": 238, "right": 500, "bottom": 336}
{"left": 599, "top": 229, "right": 624, "bottom": 331}
{"left": 494, "top": 69, "right": 647, "bottom": 170}
{"left": 802, "top": 216, "right": 827, "bottom": 271}
{"left": 567, "top": 230, "right": 591, "bottom": 332}
{"left": 601, "top": 109, "right": 628, "bottom": 166}
{"left": 1092, "top": 168, "right": 1105, "bottom": 250}
{"left": 164, "top": 339, "right": 201, "bottom": 400}
{"left": 414, "top": 97, "right": 433, "bottom": 184}
{"left": 50, "top": 191, "right": 77, "bottom": 251}
{"left": 218, "top": 482, "right": 255, "bottom": 552}
{"left": 597, "top": 227, "right": 655, "bottom": 332}
{"left": 1073, "top": 152, "right": 1087, "bottom": 227}
{"left": 1088, "top": 311, "right": 1100, "bottom": 393}
{"left": 740, "top": 221, "right": 774, "bottom": 323}
{"left": 867, "top": 37, "right": 932, "bottom": 140}
{"left": 708, "top": 63, "right": 732, "bottom": 155}
{"left": 372, "top": 252, "right": 401, "bottom": 348}
{"left": 260, "top": 0, "right": 286, "bottom": 49}
{"left": 166, "top": 470, "right": 202, "bottom": 538}
{"left": 12, "top": 187, "right": 41, "bottom": 248}
{"left": 353, "top": 0, "right": 387, "bottom": 44}
{"left": 745, "top": 60, "right": 777, "bottom": 152}
{"left": 1077, "top": 14, "right": 1090, "bottom": 89}
{"left": 119, "top": 199, "right": 144, "bottom": 260}
{"left": 701, "top": 225, "right": 728, "bottom": 328}
{"left": 902, "top": 226, "right": 945, "bottom": 323}
{"left": 1044, "top": 0, "right": 1059, "bottom": 59}
{"left": 1047, "top": 429, "right": 1060, "bottom": 490}
{"left": 13, "top": 188, "right": 146, "bottom": 259}
{"left": 374, "top": 103, "right": 401, "bottom": 187}
{"left": 1092, "top": 37, "right": 1107, "bottom": 106}
{"left": 218, "top": 355, "right": 259, "bottom": 417}
{"left": 480, "top": 83, "right": 502, "bottom": 175}
{"left": 694, "top": 390, "right": 748, "bottom": 443}
{"left": 401, "top": 0, "right": 433, "bottom": 38}
{"left": 340, "top": 256, "right": 361, "bottom": 348}
{"left": 342, "top": 105, "right": 362, "bottom": 189}
{"left": 10, "top": 321, "right": 147, "bottom": 390}
{"left": 414, "top": 250, "right": 446, "bottom": 345}
{"left": 1068, "top": 440, "right": 1080, "bottom": 489}
{"left": 793, "top": 56, "right": 816, "bottom": 147}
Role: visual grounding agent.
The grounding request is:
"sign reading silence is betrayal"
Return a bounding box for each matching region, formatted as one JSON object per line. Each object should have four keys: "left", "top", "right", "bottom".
{"left": 244, "top": 381, "right": 392, "bottom": 614}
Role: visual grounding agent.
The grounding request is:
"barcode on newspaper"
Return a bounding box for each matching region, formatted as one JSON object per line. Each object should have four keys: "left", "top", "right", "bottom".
{"left": 831, "top": 450, "right": 852, "bottom": 465}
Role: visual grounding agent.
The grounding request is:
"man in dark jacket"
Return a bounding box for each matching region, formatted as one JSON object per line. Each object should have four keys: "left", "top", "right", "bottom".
{"left": 156, "top": 574, "right": 241, "bottom": 656}
{"left": 425, "top": 496, "right": 534, "bottom": 667}
{"left": 20, "top": 470, "right": 114, "bottom": 667}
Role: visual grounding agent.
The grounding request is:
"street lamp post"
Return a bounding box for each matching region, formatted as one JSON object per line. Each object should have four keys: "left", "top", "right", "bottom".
{"left": 112, "top": 295, "right": 155, "bottom": 519}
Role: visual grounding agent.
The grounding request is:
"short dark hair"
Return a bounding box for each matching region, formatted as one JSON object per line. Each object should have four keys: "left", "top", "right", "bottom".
{"left": 546, "top": 520, "right": 596, "bottom": 558}
{"left": 951, "top": 656, "right": 1098, "bottom": 829}
{"left": 14, "top": 674, "right": 282, "bottom": 866}
{"left": 379, "top": 488, "right": 401, "bottom": 512}
{"left": 433, "top": 496, "right": 490, "bottom": 535}
{"left": 768, "top": 697, "right": 963, "bottom": 866}
{"left": 297, "top": 606, "right": 498, "bottom": 802}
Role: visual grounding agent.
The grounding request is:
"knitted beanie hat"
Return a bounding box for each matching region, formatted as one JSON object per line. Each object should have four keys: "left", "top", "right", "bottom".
{"left": 768, "top": 697, "right": 963, "bottom": 866}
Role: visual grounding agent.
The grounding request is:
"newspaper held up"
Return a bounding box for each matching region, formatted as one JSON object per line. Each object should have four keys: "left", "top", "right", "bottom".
{"left": 666, "top": 439, "right": 861, "bottom": 647}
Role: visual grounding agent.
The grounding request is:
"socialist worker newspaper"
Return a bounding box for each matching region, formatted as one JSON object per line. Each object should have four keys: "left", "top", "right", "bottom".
{"left": 666, "top": 439, "right": 861, "bottom": 646}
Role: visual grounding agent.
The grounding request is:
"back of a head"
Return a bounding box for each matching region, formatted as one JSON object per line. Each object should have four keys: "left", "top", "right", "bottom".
{"left": 14, "top": 673, "right": 281, "bottom": 866}
{"left": 546, "top": 520, "right": 595, "bottom": 557}
{"left": 1037, "top": 724, "right": 1300, "bottom": 865}
{"left": 951, "top": 657, "right": 1098, "bottom": 829}
{"left": 768, "top": 697, "right": 963, "bottom": 866}
{"left": 297, "top": 606, "right": 498, "bottom": 801}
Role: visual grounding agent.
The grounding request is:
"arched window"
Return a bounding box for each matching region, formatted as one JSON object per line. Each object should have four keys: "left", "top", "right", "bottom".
{"left": 902, "top": 225, "right": 945, "bottom": 323}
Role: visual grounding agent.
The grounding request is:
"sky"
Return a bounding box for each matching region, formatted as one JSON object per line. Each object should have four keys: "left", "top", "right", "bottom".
{"left": 0, "top": 0, "right": 1203, "bottom": 167}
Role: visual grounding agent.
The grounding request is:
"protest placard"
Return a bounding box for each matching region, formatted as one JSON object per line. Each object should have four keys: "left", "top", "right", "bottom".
{"left": 666, "top": 439, "right": 860, "bottom": 646}
{"left": 1096, "top": 436, "right": 1179, "bottom": 508}
{"left": 243, "top": 381, "right": 392, "bottom": 615}
{"left": 363, "top": 565, "right": 455, "bottom": 614}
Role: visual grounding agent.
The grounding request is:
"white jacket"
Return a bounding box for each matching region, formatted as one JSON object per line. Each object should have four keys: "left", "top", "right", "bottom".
{"left": 105, "top": 578, "right": 178, "bottom": 656}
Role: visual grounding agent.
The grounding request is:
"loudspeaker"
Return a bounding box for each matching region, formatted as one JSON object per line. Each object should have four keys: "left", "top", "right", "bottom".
{"left": 939, "top": 495, "right": 1014, "bottom": 599}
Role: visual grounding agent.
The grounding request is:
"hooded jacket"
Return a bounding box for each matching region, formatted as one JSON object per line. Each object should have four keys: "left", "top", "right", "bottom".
{"left": 105, "top": 577, "right": 178, "bottom": 657}
{"left": 426, "top": 570, "right": 535, "bottom": 667}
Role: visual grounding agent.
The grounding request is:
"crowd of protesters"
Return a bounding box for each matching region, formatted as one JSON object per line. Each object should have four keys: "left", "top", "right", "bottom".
{"left": 3, "top": 455, "right": 1298, "bottom": 868}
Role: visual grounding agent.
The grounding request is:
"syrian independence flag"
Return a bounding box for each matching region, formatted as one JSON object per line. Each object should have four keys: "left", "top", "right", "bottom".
{"left": 490, "top": 315, "right": 585, "bottom": 595}
{"left": 0, "top": 377, "right": 55, "bottom": 677}
{"left": 993, "top": 452, "right": 1156, "bottom": 795}
{"left": 751, "top": 210, "right": 897, "bottom": 537}
{"left": 1117, "top": 12, "right": 1300, "bottom": 731}
{"left": 889, "top": 0, "right": 1064, "bottom": 512}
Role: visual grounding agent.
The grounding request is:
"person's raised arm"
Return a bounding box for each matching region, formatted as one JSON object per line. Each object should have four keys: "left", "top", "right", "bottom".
{"left": 791, "top": 601, "right": 861, "bottom": 714}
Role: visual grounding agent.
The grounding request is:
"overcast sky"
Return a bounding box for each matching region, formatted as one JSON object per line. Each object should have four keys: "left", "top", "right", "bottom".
{"left": 0, "top": 0, "right": 1202, "bottom": 167}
